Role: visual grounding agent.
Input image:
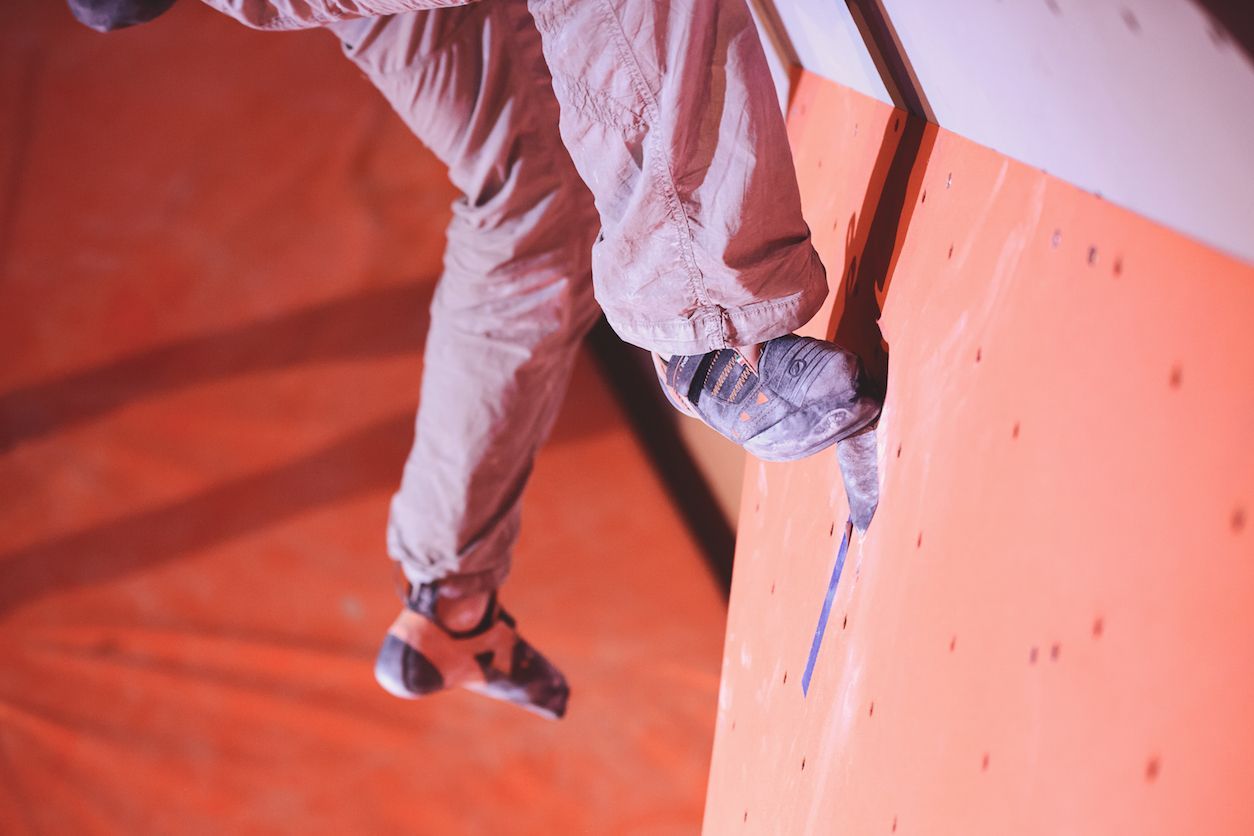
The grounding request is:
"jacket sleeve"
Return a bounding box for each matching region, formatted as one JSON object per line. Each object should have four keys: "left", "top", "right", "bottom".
{"left": 198, "top": 0, "right": 479, "bottom": 30}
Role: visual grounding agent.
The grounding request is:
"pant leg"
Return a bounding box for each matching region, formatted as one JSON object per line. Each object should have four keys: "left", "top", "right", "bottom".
{"left": 526, "top": 0, "right": 828, "bottom": 356}
{"left": 207, "top": 0, "right": 826, "bottom": 354}
{"left": 331, "top": 4, "right": 601, "bottom": 597}
{"left": 202, "top": 0, "right": 479, "bottom": 31}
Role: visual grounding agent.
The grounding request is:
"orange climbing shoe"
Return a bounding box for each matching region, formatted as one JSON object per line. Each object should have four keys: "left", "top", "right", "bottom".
{"left": 374, "top": 581, "right": 570, "bottom": 720}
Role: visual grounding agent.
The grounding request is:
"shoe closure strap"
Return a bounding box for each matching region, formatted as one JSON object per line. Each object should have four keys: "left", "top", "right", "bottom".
{"left": 667, "top": 349, "right": 760, "bottom": 409}
{"left": 403, "top": 580, "right": 501, "bottom": 639}
{"left": 667, "top": 347, "right": 789, "bottom": 443}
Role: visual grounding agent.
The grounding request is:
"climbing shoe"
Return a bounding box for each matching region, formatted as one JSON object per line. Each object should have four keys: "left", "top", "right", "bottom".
{"left": 374, "top": 581, "right": 570, "bottom": 720}
{"left": 659, "top": 334, "right": 881, "bottom": 462}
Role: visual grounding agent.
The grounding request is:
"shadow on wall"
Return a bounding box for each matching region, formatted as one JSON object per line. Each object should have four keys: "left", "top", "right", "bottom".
{"left": 824, "top": 109, "right": 939, "bottom": 399}
{"left": 0, "top": 412, "right": 414, "bottom": 618}
{"left": 0, "top": 278, "right": 617, "bottom": 617}
{"left": 0, "top": 283, "right": 438, "bottom": 617}
{"left": 1193, "top": 0, "right": 1254, "bottom": 61}
{"left": 0, "top": 283, "right": 435, "bottom": 451}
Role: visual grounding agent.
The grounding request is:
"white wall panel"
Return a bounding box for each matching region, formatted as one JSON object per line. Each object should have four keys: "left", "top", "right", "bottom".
{"left": 772, "top": 0, "right": 1254, "bottom": 263}
{"left": 768, "top": 0, "right": 893, "bottom": 105}
{"left": 747, "top": 1, "right": 795, "bottom": 111}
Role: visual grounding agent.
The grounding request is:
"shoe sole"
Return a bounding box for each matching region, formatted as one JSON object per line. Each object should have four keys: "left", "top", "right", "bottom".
{"left": 744, "top": 398, "right": 882, "bottom": 463}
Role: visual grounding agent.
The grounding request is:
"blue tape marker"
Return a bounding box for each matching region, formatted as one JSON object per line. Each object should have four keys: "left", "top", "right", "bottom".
{"left": 801, "top": 518, "right": 852, "bottom": 696}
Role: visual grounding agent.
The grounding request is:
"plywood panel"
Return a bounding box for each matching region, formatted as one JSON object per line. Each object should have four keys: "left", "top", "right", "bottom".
{"left": 704, "top": 71, "right": 1254, "bottom": 835}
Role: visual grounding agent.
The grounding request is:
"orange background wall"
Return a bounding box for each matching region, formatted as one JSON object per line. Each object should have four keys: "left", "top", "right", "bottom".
{"left": 704, "top": 71, "right": 1254, "bottom": 834}
{"left": 0, "top": 5, "right": 725, "bottom": 832}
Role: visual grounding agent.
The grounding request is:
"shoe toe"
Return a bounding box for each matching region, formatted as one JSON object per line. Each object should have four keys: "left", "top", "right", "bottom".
{"left": 745, "top": 394, "right": 880, "bottom": 462}
{"left": 374, "top": 633, "right": 445, "bottom": 699}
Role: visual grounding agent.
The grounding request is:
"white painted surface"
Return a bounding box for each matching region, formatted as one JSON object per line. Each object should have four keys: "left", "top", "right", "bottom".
{"left": 770, "top": 0, "right": 1254, "bottom": 263}
{"left": 747, "top": 1, "right": 795, "bottom": 111}
{"left": 768, "top": 0, "right": 893, "bottom": 104}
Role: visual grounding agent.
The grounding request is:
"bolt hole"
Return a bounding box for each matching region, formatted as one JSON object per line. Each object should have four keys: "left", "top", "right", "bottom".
{"left": 1051, "top": 229, "right": 1062, "bottom": 248}
{"left": 891, "top": 815, "right": 897, "bottom": 832}
{"left": 896, "top": 444, "right": 902, "bottom": 458}
{"left": 1233, "top": 508, "right": 1247, "bottom": 534}
{"left": 744, "top": 810, "right": 749, "bottom": 823}
{"left": 830, "top": 522, "right": 835, "bottom": 536}
{"left": 922, "top": 190, "right": 927, "bottom": 204}
{"left": 1146, "top": 757, "right": 1160, "bottom": 782}
{"left": 893, "top": 117, "right": 900, "bottom": 131}
{"left": 946, "top": 173, "right": 952, "bottom": 189}
{"left": 1169, "top": 366, "right": 1183, "bottom": 389}
{"left": 770, "top": 582, "right": 775, "bottom": 595}
{"left": 916, "top": 532, "right": 923, "bottom": 548}
{"left": 1050, "top": 643, "right": 1061, "bottom": 661}
{"left": 949, "top": 636, "right": 957, "bottom": 652}
{"left": 1087, "top": 246, "right": 1099, "bottom": 265}
{"left": 1012, "top": 422, "right": 1021, "bottom": 439}
{"left": 982, "top": 753, "right": 990, "bottom": 771}
{"left": 818, "top": 159, "right": 823, "bottom": 169}
{"left": 1093, "top": 617, "right": 1104, "bottom": 638}
{"left": 975, "top": 347, "right": 982, "bottom": 363}
{"left": 1122, "top": 8, "right": 1141, "bottom": 32}
{"left": 1029, "top": 646, "right": 1039, "bottom": 664}
{"left": 869, "top": 702, "right": 875, "bottom": 717}
{"left": 948, "top": 244, "right": 954, "bottom": 259}
{"left": 1113, "top": 257, "right": 1123, "bottom": 276}
{"left": 801, "top": 757, "right": 806, "bottom": 770}
{"left": 842, "top": 614, "right": 848, "bottom": 630}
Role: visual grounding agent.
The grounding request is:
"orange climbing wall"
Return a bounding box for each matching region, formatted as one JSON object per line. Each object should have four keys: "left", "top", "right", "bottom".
{"left": 703, "top": 71, "right": 1254, "bottom": 834}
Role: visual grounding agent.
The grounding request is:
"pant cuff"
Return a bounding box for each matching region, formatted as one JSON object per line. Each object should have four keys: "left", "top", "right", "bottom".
{"left": 398, "top": 562, "right": 509, "bottom": 599}
{"left": 604, "top": 275, "right": 829, "bottom": 356}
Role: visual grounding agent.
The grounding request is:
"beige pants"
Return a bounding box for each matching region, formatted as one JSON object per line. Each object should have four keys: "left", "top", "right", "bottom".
{"left": 203, "top": 0, "right": 828, "bottom": 594}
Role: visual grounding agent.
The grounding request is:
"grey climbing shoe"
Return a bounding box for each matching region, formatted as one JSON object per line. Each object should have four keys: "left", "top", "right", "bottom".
{"left": 375, "top": 581, "right": 570, "bottom": 720}
{"left": 659, "top": 334, "right": 881, "bottom": 463}
{"left": 67, "top": 0, "right": 178, "bottom": 32}
{"left": 837, "top": 421, "right": 880, "bottom": 532}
